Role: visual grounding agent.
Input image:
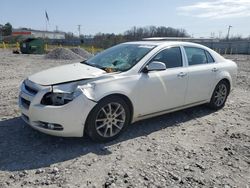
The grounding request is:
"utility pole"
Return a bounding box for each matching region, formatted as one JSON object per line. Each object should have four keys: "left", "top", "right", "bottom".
{"left": 77, "top": 25, "right": 81, "bottom": 38}
{"left": 218, "top": 31, "right": 222, "bottom": 39}
{"left": 210, "top": 32, "right": 215, "bottom": 38}
{"left": 227, "top": 25, "right": 232, "bottom": 40}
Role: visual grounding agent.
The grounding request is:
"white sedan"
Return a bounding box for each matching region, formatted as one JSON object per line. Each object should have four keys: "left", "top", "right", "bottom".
{"left": 19, "top": 41, "right": 237, "bottom": 142}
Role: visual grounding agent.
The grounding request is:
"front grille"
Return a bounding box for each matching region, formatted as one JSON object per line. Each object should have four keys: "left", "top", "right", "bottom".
{"left": 21, "top": 97, "right": 31, "bottom": 109}
{"left": 24, "top": 83, "right": 38, "bottom": 95}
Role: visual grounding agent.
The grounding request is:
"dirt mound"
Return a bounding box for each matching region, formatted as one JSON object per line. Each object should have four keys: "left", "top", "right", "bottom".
{"left": 70, "top": 47, "right": 93, "bottom": 59}
{"left": 45, "top": 48, "right": 82, "bottom": 60}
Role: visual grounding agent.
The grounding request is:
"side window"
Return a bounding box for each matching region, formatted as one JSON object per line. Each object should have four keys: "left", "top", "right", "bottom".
{"left": 151, "top": 47, "right": 183, "bottom": 68}
{"left": 205, "top": 51, "right": 215, "bottom": 63}
{"left": 184, "top": 47, "right": 207, "bottom": 66}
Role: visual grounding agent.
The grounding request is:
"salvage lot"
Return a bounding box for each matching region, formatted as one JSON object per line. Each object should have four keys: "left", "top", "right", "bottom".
{"left": 0, "top": 50, "right": 249, "bottom": 187}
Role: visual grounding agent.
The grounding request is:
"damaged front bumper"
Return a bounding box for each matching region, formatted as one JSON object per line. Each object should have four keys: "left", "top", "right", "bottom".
{"left": 18, "top": 80, "right": 97, "bottom": 137}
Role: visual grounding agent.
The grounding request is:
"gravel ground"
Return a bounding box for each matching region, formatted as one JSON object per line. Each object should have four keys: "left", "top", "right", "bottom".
{"left": 0, "top": 50, "right": 249, "bottom": 188}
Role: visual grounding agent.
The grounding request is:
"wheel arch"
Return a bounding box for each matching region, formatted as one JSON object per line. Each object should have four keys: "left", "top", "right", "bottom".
{"left": 97, "top": 93, "right": 134, "bottom": 124}
{"left": 210, "top": 77, "right": 231, "bottom": 100}
{"left": 101, "top": 93, "right": 134, "bottom": 123}
{"left": 84, "top": 93, "right": 134, "bottom": 137}
{"left": 219, "top": 78, "right": 231, "bottom": 91}
{"left": 215, "top": 76, "right": 231, "bottom": 92}
{"left": 214, "top": 70, "right": 233, "bottom": 92}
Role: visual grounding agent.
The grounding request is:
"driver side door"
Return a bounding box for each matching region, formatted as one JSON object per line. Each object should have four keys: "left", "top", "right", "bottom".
{"left": 135, "top": 47, "right": 188, "bottom": 117}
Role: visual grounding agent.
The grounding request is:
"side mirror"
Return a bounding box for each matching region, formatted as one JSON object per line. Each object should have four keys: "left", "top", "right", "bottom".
{"left": 142, "top": 61, "right": 166, "bottom": 73}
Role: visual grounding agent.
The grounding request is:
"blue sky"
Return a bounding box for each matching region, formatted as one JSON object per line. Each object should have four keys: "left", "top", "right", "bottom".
{"left": 1, "top": 0, "right": 250, "bottom": 37}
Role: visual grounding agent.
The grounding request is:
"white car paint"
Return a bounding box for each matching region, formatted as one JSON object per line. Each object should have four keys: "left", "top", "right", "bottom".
{"left": 185, "top": 63, "right": 216, "bottom": 104}
{"left": 19, "top": 41, "right": 237, "bottom": 137}
{"left": 135, "top": 67, "right": 188, "bottom": 115}
{"left": 29, "top": 63, "right": 106, "bottom": 85}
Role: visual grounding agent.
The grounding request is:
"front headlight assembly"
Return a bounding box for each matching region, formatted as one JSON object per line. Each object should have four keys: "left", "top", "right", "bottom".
{"left": 41, "top": 88, "right": 82, "bottom": 106}
{"left": 40, "top": 82, "right": 96, "bottom": 106}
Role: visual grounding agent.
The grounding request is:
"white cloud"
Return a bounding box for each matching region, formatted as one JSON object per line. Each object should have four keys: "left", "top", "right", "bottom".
{"left": 177, "top": 0, "right": 250, "bottom": 19}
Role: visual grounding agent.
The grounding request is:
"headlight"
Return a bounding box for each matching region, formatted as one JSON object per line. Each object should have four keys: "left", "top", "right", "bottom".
{"left": 41, "top": 88, "right": 82, "bottom": 106}
{"left": 41, "top": 82, "right": 96, "bottom": 106}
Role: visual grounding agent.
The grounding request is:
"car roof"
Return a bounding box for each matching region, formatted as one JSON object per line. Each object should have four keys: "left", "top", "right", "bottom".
{"left": 124, "top": 41, "right": 208, "bottom": 49}
{"left": 124, "top": 40, "right": 225, "bottom": 63}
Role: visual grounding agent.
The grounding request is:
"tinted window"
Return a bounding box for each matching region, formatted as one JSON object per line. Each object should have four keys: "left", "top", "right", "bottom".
{"left": 205, "top": 51, "right": 215, "bottom": 63}
{"left": 184, "top": 47, "right": 207, "bottom": 65}
{"left": 151, "top": 47, "right": 182, "bottom": 68}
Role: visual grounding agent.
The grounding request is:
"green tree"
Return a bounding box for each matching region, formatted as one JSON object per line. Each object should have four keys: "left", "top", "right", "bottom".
{"left": 2, "top": 22, "right": 12, "bottom": 36}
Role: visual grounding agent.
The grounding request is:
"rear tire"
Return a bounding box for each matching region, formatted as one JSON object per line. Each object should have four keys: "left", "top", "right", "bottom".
{"left": 85, "top": 96, "right": 131, "bottom": 142}
{"left": 208, "top": 80, "right": 230, "bottom": 110}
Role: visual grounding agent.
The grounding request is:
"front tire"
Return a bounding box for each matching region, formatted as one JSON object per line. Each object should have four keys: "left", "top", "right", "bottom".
{"left": 86, "top": 96, "right": 131, "bottom": 142}
{"left": 208, "top": 80, "right": 229, "bottom": 110}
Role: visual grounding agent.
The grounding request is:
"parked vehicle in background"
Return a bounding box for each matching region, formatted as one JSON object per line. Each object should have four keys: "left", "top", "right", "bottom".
{"left": 19, "top": 41, "right": 237, "bottom": 142}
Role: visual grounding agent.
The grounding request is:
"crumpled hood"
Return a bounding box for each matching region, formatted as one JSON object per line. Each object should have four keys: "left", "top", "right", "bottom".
{"left": 28, "top": 63, "right": 106, "bottom": 86}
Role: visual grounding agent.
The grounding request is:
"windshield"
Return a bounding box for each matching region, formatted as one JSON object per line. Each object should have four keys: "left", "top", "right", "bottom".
{"left": 82, "top": 43, "right": 155, "bottom": 72}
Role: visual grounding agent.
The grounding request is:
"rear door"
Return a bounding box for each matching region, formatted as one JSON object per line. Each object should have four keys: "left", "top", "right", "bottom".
{"left": 184, "top": 47, "right": 217, "bottom": 104}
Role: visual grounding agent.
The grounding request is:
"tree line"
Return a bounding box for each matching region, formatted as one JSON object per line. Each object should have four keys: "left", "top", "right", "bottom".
{"left": 91, "top": 26, "right": 189, "bottom": 48}
{"left": 1, "top": 22, "right": 249, "bottom": 48}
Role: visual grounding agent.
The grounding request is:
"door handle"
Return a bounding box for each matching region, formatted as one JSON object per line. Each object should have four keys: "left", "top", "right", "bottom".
{"left": 177, "top": 72, "right": 187, "bottom": 78}
{"left": 212, "top": 67, "right": 218, "bottom": 72}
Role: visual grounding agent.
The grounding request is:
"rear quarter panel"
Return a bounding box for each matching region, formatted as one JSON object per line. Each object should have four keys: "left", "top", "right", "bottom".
{"left": 214, "top": 59, "right": 238, "bottom": 91}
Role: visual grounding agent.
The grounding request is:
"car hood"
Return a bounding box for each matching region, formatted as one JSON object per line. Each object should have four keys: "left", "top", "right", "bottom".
{"left": 28, "top": 63, "right": 106, "bottom": 86}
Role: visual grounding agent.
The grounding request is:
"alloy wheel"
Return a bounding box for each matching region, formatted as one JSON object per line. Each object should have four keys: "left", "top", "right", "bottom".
{"left": 95, "top": 102, "right": 126, "bottom": 138}
{"left": 214, "top": 84, "right": 227, "bottom": 107}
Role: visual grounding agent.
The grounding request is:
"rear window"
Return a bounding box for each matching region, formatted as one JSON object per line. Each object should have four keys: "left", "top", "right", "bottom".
{"left": 184, "top": 47, "right": 207, "bottom": 65}
{"left": 205, "top": 51, "right": 215, "bottom": 63}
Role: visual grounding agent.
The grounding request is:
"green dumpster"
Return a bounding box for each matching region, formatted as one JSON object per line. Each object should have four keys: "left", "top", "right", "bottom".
{"left": 20, "top": 38, "right": 45, "bottom": 54}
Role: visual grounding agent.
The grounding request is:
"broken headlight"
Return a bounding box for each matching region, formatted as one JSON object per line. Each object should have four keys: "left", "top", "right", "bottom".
{"left": 41, "top": 89, "right": 82, "bottom": 106}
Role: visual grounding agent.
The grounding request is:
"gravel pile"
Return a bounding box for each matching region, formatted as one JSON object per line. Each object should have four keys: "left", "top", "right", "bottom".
{"left": 70, "top": 47, "right": 93, "bottom": 60}
{"left": 45, "top": 48, "right": 83, "bottom": 60}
